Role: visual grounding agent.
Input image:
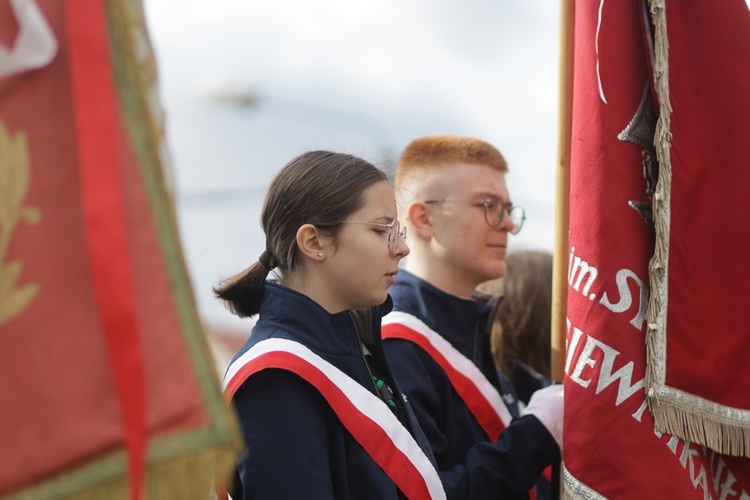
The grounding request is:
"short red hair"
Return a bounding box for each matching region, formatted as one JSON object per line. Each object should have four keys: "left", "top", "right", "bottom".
{"left": 395, "top": 134, "right": 508, "bottom": 189}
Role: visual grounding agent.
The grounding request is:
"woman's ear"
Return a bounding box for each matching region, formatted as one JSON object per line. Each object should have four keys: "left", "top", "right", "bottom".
{"left": 407, "top": 201, "right": 434, "bottom": 239}
{"left": 296, "top": 224, "right": 331, "bottom": 261}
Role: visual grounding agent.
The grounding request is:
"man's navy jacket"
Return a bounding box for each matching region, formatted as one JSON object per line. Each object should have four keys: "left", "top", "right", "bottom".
{"left": 384, "top": 270, "right": 560, "bottom": 500}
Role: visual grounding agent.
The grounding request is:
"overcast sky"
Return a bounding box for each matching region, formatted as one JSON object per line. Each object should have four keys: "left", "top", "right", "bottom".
{"left": 142, "top": 0, "right": 562, "bottom": 330}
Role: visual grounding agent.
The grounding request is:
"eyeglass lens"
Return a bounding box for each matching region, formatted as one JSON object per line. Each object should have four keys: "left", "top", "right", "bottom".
{"left": 387, "top": 220, "right": 407, "bottom": 253}
{"left": 485, "top": 201, "right": 524, "bottom": 233}
{"left": 388, "top": 220, "right": 399, "bottom": 252}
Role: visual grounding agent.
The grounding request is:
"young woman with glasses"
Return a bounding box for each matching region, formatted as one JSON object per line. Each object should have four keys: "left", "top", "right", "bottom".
{"left": 215, "top": 151, "right": 444, "bottom": 500}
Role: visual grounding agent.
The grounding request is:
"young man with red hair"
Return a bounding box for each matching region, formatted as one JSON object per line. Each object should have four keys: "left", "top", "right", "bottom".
{"left": 383, "top": 134, "right": 563, "bottom": 499}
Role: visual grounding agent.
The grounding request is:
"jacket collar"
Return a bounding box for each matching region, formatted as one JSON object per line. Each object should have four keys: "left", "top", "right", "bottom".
{"left": 255, "top": 281, "right": 392, "bottom": 356}
{"left": 390, "top": 270, "right": 502, "bottom": 361}
{"left": 256, "top": 281, "right": 360, "bottom": 355}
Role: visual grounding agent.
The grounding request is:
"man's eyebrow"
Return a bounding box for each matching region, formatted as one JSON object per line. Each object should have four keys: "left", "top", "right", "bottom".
{"left": 473, "top": 193, "right": 512, "bottom": 205}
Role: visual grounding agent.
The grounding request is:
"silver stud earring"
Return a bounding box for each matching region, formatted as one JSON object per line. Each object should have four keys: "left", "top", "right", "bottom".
{"left": 317, "top": 252, "right": 324, "bottom": 258}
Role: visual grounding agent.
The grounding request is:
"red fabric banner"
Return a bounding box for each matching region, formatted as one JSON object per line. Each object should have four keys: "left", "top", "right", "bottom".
{"left": 0, "top": 0, "right": 238, "bottom": 497}
{"left": 645, "top": 0, "right": 750, "bottom": 457}
{"left": 562, "top": 0, "right": 750, "bottom": 497}
{"left": 66, "top": 0, "right": 148, "bottom": 494}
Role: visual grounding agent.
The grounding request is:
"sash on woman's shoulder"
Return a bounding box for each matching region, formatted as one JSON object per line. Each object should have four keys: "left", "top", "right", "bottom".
{"left": 223, "top": 338, "right": 446, "bottom": 500}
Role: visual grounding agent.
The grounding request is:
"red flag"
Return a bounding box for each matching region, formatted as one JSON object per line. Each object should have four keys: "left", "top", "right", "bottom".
{"left": 644, "top": 0, "right": 750, "bottom": 457}
{"left": 0, "top": 0, "right": 239, "bottom": 497}
{"left": 562, "top": 0, "right": 750, "bottom": 497}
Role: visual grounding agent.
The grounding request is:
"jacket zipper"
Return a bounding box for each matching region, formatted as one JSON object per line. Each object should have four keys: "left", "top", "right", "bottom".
{"left": 350, "top": 315, "right": 380, "bottom": 395}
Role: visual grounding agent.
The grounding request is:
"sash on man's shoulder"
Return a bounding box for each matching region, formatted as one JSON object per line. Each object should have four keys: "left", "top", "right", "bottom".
{"left": 382, "top": 311, "right": 512, "bottom": 441}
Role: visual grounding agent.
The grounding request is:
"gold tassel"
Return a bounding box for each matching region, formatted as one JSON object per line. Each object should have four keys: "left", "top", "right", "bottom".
{"left": 8, "top": 445, "right": 238, "bottom": 500}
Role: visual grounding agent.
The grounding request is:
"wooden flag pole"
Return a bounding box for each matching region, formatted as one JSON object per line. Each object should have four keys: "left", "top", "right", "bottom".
{"left": 551, "top": 0, "right": 575, "bottom": 383}
{"left": 551, "top": 3, "right": 575, "bottom": 496}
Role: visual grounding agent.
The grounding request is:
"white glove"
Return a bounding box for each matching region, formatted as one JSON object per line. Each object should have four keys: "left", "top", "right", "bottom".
{"left": 521, "top": 384, "right": 564, "bottom": 452}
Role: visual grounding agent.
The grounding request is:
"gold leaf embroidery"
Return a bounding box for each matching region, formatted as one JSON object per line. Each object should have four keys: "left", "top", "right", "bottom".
{"left": 0, "top": 119, "right": 41, "bottom": 327}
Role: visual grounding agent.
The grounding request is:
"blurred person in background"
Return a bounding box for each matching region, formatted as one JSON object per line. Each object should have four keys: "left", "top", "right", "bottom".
{"left": 479, "top": 249, "right": 555, "bottom": 499}
{"left": 480, "top": 249, "right": 553, "bottom": 408}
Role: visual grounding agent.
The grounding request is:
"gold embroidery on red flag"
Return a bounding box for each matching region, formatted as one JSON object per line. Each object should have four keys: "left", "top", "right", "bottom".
{"left": 0, "top": 120, "right": 40, "bottom": 326}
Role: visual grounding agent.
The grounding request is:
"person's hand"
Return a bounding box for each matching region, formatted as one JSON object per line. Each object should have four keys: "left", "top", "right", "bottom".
{"left": 521, "top": 384, "right": 564, "bottom": 451}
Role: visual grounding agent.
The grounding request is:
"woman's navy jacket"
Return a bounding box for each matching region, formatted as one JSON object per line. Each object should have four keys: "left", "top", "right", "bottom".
{"left": 227, "top": 281, "right": 436, "bottom": 499}
{"left": 383, "top": 271, "right": 561, "bottom": 500}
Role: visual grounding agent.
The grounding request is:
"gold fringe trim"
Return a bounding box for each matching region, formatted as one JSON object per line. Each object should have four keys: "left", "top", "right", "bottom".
{"left": 644, "top": 0, "right": 750, "bottom": 457}
{"left": 560, "top": 462, "right": 609, "bottom": 500}
{"left": 561, "top": 485, "right": 576, "bottom": 500}
{"left": 649, "top": 396, "right": 750, "bottom": 457}
{"left": 8, "top": 445, "right": 238, "bottom": 500}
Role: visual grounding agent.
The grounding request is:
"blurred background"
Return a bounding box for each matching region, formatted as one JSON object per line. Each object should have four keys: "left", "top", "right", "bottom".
{"left": 142, "top": 0, "right": 561, "bottom": 371}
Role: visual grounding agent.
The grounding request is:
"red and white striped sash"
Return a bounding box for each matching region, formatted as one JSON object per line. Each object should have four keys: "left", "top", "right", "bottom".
{"left": 382, "top": 311, "right": 512, "bottom": 441}
{"left": 223, "top": 338, "right": 446, "bottom": 500}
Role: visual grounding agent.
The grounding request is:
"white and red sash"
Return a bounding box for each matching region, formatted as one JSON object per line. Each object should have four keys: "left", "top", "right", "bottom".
{"left": 382, "top": 311, "right": 512, "bottom": 441}
{"left": 223, "top": 338, "right": 446, "bottom": 500}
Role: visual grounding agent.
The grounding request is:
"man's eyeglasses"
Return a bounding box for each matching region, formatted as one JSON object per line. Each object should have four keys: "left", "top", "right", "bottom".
{"left": 424, "top": 198, "right": 526, "bottom": 234}
{"left": 339, "top": 219, "right": 407, "bottom": 253}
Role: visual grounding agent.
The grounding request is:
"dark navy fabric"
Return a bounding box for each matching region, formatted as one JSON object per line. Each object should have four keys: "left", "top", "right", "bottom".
{"left": 501, "top": 362, "right": 555, "bottom": 500}
{"left": 497, "top": 370, "right": 522, "bottom": 418}
{"left": 228, "top": 281, "right": 436, "bottom": 500}
{"left": 510, "top": 360, "right": 552, "bottom": 407}
{"left": 384, "top": 270, "right": 560, "bottom": 500}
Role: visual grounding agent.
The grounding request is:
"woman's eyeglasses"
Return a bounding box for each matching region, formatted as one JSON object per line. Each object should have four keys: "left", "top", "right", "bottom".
{"left": 339, "top": 219, "right": 407, "bottom": 253}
